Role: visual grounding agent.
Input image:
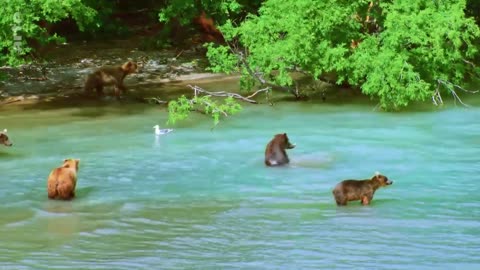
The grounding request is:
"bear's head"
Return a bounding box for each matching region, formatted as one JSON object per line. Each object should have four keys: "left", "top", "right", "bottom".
{"left": 0, "top": 129, "right": 12, "bottom": 147}
{"left": 121, "top": 61, "right": 138, "bottom": 75}
{"left": 275, "top": 133, "right": 296, "bottom": 149}
{"left": 372, "top": 171, "right": 393, "bottom": 186}
{"left": 63, "top": 159, "right": 80, "bottom": 171}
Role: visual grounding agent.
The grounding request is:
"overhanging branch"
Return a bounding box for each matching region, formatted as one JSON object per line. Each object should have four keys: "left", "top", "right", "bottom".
{"left": 187, "top": 84, "right": 270, "bottom": 104}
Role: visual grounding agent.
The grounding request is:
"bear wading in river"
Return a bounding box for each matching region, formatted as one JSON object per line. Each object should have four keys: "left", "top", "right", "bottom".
{"left": 0, "top": 129, "right": 13, "bottom": 147}
{"left": 332, "top": 171, "right": 393, "bottom": 206}
{"left": 47, "top": 159, "right": 80, "bottom": 200}
{"left": 264, "top": 133, "right": 296, "bottom": 166}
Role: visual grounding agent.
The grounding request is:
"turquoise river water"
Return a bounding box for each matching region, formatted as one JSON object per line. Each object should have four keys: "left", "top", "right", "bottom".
{"left": 0, "top": 97, "right": 479, "bottom": 269}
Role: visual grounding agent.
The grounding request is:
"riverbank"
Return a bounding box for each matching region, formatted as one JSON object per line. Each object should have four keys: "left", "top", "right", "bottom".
{"left": 2, "top": 38, "right": 478, "bottom": 112}
{"left": 1, "top": 38, "right": 367, "bottom": 111}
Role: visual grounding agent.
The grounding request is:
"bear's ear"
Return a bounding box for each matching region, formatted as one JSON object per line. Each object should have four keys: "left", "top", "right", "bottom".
{"left": 63, "top": 159, "right": 72, "bottom": 168}
{"left": 122, "top": 61, "right": 132, "bottom": 70}
{"left": 283, "top": 133, "right": 287, "bottom": 136}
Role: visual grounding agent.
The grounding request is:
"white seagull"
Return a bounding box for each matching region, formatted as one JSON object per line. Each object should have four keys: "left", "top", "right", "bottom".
{"left": 153, "top": 125, "right": 173, "bottom": 136}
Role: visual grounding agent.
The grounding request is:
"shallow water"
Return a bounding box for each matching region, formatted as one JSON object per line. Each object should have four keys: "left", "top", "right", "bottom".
{"left": 0, "top": 98, "right": 479, "bottom": 269}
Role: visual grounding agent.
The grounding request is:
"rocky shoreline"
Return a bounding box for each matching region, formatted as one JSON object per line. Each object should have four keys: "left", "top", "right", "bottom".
{"left": 0, "top": 39, "right": 240, "bottom": 107}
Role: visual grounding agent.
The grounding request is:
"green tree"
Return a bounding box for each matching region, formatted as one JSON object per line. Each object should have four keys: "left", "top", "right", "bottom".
{"left": 0, "top": 0, "right": 97, "bottom": 65}
{"left": 159, "top": 0, "right": 263, "bottom": 25}
{"left": 206, "top": 0, "right": 480, "bottom": 110}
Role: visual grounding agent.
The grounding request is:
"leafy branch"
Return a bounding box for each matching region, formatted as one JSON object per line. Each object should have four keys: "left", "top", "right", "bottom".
{"left": 165, "top": 85, "right": 270, "bottom": 128}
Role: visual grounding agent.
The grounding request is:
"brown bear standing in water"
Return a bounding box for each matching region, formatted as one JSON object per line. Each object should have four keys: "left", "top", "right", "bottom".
{"left": 83, "top": 61, "right": 138, "bottom": 98}
{"left": 0, "top": 129, "right": 13, "bottom": 146}
{"left": 332, "top": 171, "right": 393, "bottom": 206}
{"left": 264, "top": 133, "right": 296, "bottom": 166}
{"left": 47, "top": 159, "right": 80, "bottom": 200}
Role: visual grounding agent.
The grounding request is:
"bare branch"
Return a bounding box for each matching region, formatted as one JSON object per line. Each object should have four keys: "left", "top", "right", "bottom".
{"left": 432, "top": 81, "right": 443, "bottom": 106}
{"left": 187, "top": 84, "right": 270, "bottom": 104}
{"left": 463, "top": 59, "right": 476, "bottom": 68}
{"left": 236, "top": 52, "right": 300, "bottom": 98}
{"left": 245, "top": 87, "right": 272, "bottom": 99}
{"left": 144, "top": 97, "right": 168, "bottom": 104}
{"left": 436, "top": 79, "right": 474, "bottom": 107}
{"left": 437, "top": 79, "right": 479, "bottom": 93}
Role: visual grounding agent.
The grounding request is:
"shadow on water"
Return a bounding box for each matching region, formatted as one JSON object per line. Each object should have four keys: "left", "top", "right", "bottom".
{"left": 13, "top": 93, "right": 156, "bottom": 118}
{"left": 290, "top": 153, "right": 336, "bottom": 169}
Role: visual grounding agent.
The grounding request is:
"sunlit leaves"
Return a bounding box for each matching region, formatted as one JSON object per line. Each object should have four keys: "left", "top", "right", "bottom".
{"left": 167, "top": 95, "right": 242, "bottom": 127}
{"left": 348, "top": 0, "right": 480, "bottom": 109}
{"left": 0, "top": 0, "right": 97, "bottom": 65}
{"left": 206, "top": 0, "right": 480, "bottom": 110}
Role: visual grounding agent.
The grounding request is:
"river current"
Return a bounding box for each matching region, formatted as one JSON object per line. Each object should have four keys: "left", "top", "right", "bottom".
{"left": 0, "top": 97, "right": 479, "bottom": 269}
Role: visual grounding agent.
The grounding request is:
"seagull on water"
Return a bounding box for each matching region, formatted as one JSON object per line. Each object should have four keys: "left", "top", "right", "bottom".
{"left": 153, "top": 125, "right": 173, "bottom": 136}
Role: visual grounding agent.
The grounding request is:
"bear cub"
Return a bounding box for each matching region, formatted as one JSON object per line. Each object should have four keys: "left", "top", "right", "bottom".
{"left": 47, "top": 159, "right": 80, "bottom": 200}
{"left": 265, "top": 133, "right": 296, "bottom": 166}
{"left": 332, "top": 171, "right": 393, "bottom": 206}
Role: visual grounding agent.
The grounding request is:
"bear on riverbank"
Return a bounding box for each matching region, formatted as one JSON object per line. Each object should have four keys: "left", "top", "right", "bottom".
{"left": 264, "top": 133, "right": 296, "bottom": 166}
{"left": 47, "top": 159, "right": 80, "bottom": 200}
{"left": 0, "top": 129, "right": 13, "bottom": 147}
{"left": 332, "top": 171, "right": 393, "bottom": 206}
{"left": 83, "top": 61, "right": 138, "bottom": 98}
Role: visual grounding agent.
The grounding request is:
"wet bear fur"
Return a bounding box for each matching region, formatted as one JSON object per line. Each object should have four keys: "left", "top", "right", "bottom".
{"left": 47, "top": 159, "right": 80, "bottom": 200}
{"left": 264, "top": 133, "right": 296, "bottom": 166}
{"left": 332, "top": 172, "right": 393, "bottom": 206}
{"left": 0, "top": 129, "right": 13, "bottom": 146}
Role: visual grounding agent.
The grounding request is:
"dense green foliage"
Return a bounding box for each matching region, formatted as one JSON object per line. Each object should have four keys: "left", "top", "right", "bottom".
{"left": 207, "top": 0, "right": 480, "bottom": 110}
{"left": 158, "top": 0, "right": 262, "bottom": 25}
{"left": 1, "top": 0, "right": 480, "bottom": 114}
{"left": 0, "top": 0, "right": 97, "bottom": 65}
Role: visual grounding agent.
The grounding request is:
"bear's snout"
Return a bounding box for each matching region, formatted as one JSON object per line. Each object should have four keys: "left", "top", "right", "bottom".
{"left": 386, "top": 180, "right": 393, "bottom": 185}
